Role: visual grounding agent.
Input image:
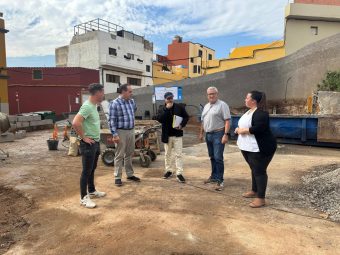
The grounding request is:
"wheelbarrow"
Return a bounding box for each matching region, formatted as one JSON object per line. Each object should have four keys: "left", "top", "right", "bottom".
{"left": 100, "top": 124, "right": 160, "bottom": 168}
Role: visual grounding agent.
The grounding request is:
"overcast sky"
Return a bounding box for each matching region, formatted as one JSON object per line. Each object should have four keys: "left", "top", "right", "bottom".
{"left": 1, "top": 0, "right": 293, "bottom": 66}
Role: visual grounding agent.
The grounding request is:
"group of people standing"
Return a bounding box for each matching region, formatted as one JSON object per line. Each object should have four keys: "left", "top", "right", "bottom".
{"left": 73, "top": 83, "right": 277, "bottom": 209}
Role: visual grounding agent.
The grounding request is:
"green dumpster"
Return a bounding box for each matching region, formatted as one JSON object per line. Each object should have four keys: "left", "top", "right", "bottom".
{"left": 34, "top": 111, "right": 56, "bottom": 123}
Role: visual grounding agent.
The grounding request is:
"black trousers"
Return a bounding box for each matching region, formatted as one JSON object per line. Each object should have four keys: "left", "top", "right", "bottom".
{"left": 241, "top": 150, "right": 274, "bottom": 198}
{"left": 80, "top": 141, "right": 100, "bottom": 199}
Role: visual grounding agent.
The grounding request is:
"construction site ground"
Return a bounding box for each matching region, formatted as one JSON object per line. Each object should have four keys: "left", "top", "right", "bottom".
{"left": 0, "top": 129, "right": 339, "bottom": 255}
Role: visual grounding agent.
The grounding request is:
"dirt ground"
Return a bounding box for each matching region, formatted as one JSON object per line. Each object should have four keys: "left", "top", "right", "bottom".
{"left": 0, "top": 130, "right": 339, "bottom": 255}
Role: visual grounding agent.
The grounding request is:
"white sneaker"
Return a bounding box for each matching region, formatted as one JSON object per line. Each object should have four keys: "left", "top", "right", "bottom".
{"left": 80, "top": 195, "right": 96, "bottom": 208}
{"left": 88, "top": 190, "right": 106, "bottom": 198}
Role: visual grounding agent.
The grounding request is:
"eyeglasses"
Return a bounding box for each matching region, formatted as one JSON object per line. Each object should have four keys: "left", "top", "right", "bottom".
{"left": 166, "top": 97, "right": 173, "bottom": 100}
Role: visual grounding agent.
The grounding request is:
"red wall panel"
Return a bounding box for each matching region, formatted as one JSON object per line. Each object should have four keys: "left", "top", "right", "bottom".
{"left": 8, "top": 67, "right": 99, "bottom": 115}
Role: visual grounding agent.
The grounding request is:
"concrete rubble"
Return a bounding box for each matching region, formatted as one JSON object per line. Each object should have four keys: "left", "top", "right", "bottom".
{"left": 299, "top": 164, "right": 340, "bottom": 222}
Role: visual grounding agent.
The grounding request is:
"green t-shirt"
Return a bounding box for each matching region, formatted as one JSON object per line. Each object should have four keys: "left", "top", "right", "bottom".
{"left": 78, "top": 100, "right": 100, "bottom": 142}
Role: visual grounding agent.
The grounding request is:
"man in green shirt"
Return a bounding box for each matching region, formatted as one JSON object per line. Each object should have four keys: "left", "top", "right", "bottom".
{"left": 73, "top": 83, "right": 105, "bottom": 209}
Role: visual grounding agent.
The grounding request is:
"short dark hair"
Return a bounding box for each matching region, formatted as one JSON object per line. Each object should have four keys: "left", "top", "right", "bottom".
{"left": 117, "top": 83, "right": 130, "bottom": 94}
{"left": 88, "top": 83, "right": 104, "bottom": 95}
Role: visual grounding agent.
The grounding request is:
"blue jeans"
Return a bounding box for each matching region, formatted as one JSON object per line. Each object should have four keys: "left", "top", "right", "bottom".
{"left": 206, "top": 130, "right": 225, "bottom": 183}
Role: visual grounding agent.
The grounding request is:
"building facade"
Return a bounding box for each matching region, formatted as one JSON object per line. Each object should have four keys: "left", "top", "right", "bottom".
{"left": 152, "top": 60, "right": 188, "bottom": 85}
{"left": 205, "top": 41, "right": 285, "bottom": 74}
{"left": 0, "top": 13, "right": 9, "bottom": 114}
{"left": 8, "top": 67, "right": 99, "bottom": 116}
{"left": 285, "top": 0, "right": 340, "bottom": 55}
{"left": 56, "top": 19, "right": 153, "bottom": 94}
{"left": 153, "top": 36, "right": 216, "bottom": 85}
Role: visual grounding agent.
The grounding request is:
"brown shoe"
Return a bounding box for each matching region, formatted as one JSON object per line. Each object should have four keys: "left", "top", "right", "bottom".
{"left": 242, "top": 191, "right": 257, "bottom": 198}
{"left": 249, "top": 198, "right": 265, "bottom": 208}
{"left": 204, "top": 177, "right": 218, "bottom": 184}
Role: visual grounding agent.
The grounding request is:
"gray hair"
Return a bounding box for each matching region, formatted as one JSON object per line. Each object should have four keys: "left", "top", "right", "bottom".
{"left": 207, "top": 86, "right": 218, "bottom": 93}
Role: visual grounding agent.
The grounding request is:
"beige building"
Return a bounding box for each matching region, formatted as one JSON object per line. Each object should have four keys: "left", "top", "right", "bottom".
{"left": 285, "top": 0, "right": 340, "bottom": 55}
{"left": 188, "top": 43, "right": 215, "bottom": 77}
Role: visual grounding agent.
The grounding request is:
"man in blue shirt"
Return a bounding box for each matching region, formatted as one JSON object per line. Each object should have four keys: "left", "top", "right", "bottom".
{"left": 109, "top": 84, "right": 140, "bottom": 186}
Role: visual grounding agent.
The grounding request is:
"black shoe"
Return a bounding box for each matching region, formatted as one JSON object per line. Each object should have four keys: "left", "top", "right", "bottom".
{"left": 163, "top": 171, "right": 173, "bottom": 179}
{"left": 127, "top": 176, "right": 141, "bottom": 182}
{"left": 115, "top": 179, "right": 123, "bottom": 186}
{"left": 176, "top": 174, "right": 186, "bottom": 183}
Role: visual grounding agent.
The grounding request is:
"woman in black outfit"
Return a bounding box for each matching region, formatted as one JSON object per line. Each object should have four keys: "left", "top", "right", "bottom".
{"left": 235, "top": 91, "right": 277, "bottom": 208}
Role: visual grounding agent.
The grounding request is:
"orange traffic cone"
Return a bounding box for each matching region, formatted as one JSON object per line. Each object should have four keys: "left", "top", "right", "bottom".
{"left": 52, "top": 124, "right": 58, "bottom": 140}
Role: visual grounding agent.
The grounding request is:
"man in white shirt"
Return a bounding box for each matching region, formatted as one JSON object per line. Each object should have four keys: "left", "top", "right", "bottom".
{"left": 199, "top": 87, "right": 231, "bottom": 191}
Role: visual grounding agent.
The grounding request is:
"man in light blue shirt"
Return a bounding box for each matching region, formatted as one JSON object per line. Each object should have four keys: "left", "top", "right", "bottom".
{"left": 109, "top": 84, "right": 140, "bottom": 186}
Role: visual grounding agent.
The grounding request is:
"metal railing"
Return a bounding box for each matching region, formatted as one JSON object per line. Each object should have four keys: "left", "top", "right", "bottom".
{"left": 74, "top": 18, "right": 124, "bottom": 35}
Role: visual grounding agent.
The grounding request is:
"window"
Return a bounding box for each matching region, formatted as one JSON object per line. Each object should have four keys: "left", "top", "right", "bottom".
{"left": 198, "top": 66, "right": 201, "bottom": 74}
{"left": 32, "top": 69, "right": 43, "bottom": 80}
{"left": 193, "top": 65, "right": 198, "bottom": 73}
{"left": 106, "top": 74, "right": 120, "bottom": 83}
{"left": 146, "top": 65, "right": 151, "bottom": 72}
{"left": 109, "top": 47, "right": 117, "bottom": 56}
{"left": 208, "top": 54, "right": 212, "bottom": 60}
{"left": 198, "top": 50, "right": 203, "bottom": 57}
{"left": 127, "top": 77, "right": 141, "bottom": 86}
{"left": 311, "top": 26, "right": 318, "bottom": 35}
{"left": 190, "top": 57, "right": 194, "bottom": 63}
{"left": 127, "top": 53, "right": 134, "bottom": 60}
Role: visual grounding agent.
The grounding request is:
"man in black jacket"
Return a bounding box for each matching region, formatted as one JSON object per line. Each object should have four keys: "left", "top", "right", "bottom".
{"left": 157, "top": 92, "right": 189, "bottom": 183}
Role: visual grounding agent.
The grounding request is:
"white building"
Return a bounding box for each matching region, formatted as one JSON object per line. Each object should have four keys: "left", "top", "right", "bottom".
{"left": 56, "top": 19, "right": 154, "bottom": 95}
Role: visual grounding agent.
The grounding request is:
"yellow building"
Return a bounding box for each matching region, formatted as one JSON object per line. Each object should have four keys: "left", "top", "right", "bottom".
{"left": 0, "top": 13, "right": 9, "bottom": 114}
{"left": 152, "top": 62, "right": 188, "bottom": 85}
{"left": 204, "top": 40, "right": 285, "bottom": 75}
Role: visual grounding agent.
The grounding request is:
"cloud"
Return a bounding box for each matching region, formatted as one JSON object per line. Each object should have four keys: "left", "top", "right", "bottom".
{"left": 1, "top": 0, "right": 291, "bottom": 57}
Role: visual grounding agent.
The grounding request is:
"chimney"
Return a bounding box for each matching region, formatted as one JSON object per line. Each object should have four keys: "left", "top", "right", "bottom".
{"left": 173, "top": 35, "right": 183, "bottom": 43}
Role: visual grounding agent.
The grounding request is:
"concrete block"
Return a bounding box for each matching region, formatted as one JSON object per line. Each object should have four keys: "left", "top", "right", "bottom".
{"left": 32, "top": 114, "right": 42, "bottom": 121}
{"left": 318, "top": 91, "right": 340, "bottom": 115}
{"left": 318, "top": 116, "right": 340, "bottom": 143}
{"left": 15, "top": 130, "right": 27, "bottom": 139}
{"left": 41, "top": 119, "right": 53, "bottom": 125}
{"left": 21, "top": 122, "right": 30, "bottom": 128}
{"left": 29, "top": 120, "right": 44, "bottom": 127}
{"left": 8, "top": 115, "right": 17, "bottom": 123}
{"left": 0, "top": 132, "right": 15, "bottom": 143}
{"left": 17, "top": 115, "right": 33, "bottom": 122}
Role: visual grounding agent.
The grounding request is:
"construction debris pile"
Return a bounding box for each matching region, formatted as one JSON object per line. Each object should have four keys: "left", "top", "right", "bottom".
{"left": 299, "top": 164, "right": 340, "bottom": 222}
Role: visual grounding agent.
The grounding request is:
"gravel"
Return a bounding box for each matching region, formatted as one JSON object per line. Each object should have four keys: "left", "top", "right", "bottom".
{"left": 299, "top": 164, "right": 340, "bottom": 222}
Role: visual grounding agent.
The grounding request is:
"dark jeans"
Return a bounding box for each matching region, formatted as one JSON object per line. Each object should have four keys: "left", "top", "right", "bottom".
{"left": 206, "top": 130, "right": 225, "bottom": 183}
{"left": 80, "top": 141, "right": 100, "bottom": 199}
{"left": 241, "top": 150, "right": 274, "bottom": 198}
